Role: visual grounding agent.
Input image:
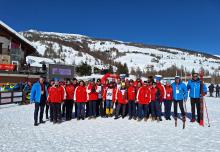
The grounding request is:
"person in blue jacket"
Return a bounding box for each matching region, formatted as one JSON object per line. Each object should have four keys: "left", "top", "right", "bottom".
{"left": 30, "top": 76, "right": 48, "bottom": 126}
{"left": 187, "top": 72, "right": 207, "bottom": 123}
{"left": 171, "top": 76, "right": 188, "bottom": 126}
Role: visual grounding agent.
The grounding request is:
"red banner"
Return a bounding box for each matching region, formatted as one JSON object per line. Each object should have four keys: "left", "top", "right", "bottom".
{"left": 0, "top": 64, "right": 15, "bottom": 71}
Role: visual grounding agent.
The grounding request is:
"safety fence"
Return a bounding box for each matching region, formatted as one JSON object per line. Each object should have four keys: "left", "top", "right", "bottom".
{"left": 0, "top": 91, "right": 23, "bottom": 105}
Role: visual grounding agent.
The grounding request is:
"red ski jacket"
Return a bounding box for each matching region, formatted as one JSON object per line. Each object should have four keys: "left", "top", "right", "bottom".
{"left": 74, "top": 86, "right": 87, "bottom": 103}
{"left": 115, "top": 88, "right": 128, "bottom": 104}
{"left": 165, "top": 85, "right": 173, "bottom": 101}
{"left": 87, "top": 83, "right": 98, "bottom": 101}
{"left": 137, "top": 86, "right": 151, "bottom": 104}
{"left": 156, "top": 82, "right": 165, "bottom": 102}
{"left": 47, "top": 86, "right": 65, "bottom": 103}
{"left": 127, "top": 85, "right": 136, "bottom": 101}
{"left": 65, "top": 84, "right": 75, "bottom": 100}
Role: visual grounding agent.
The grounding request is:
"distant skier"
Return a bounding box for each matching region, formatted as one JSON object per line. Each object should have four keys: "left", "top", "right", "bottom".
{"left": 187, "top": 72, "right": 207, "bottom": 124}
{"left": 215, "top": 84, "right": 220, "bottom": 97}
{"left": 30, "top": 76, "right": 48, "bottom": 126}
{"left": 171, "top": 76, "right": 188, "bottom": 128}
{"left": 208, "top": 84, "right": 214, "bottom": 97}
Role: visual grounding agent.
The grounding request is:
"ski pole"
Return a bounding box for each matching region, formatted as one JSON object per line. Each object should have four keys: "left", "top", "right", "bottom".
{"left": 204, "top": 99, "right": 211, "bottom": 127}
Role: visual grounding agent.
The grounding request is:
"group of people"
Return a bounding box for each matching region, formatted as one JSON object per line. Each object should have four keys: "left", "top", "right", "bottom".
{"left": 30, "top": 72, "right": 207, "bottom": 128}
{"left": 208, "top": 83, "right": 220, "bottom": 97}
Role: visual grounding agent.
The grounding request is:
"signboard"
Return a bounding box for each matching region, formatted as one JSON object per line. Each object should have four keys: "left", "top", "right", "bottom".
{"left": 13, "top": 92, "right": 23, "bottom": 97}
{"left": 48, "top": 64, "right": 74, "bottom": 80}
{"left": 1, "top": 92, "right": 11, "bottom": 98}
{"left": 1, "top": 98, "right": 11, "bottom": 104}
{"left": 0, "top": 91, "right": 23, "bottom": 105}
{"left": 0, "top": 64, "right": 15, "bottom": 71}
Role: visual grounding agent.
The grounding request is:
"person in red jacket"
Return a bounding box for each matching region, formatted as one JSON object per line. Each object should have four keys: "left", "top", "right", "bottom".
{"left": 64, "top": 78, "right": 75, "bottom": 121}
{"left": 74, "top": 80, "right": 87, "bottom": 120}
{"left": 96, "top": 79, "right": 103, "bottom": 117}
{"left": 150, "top": 82, "right": 162, "bottom": 121}
{"left": 164, "top": 80, "right": 173, "bottom": 120}
{"left": 102, "top": 79, "right": 109, "bottom": 117}
{"left": 47, "top": 78, "right": 65, "bottom": 124}
{"left": 114, "top": 82, "right": 128, "bottom": 119}
{"left": 136, "top": 81, "right": 151, "bottom": 121}
{"left": 127, "top": 79, "right": 137, "bottom": 120}
{"left": 103, "top": 82, "right": 116, "bottom": 117}
{"left": 87, "top": 79, "right": 98, "bottom": 119}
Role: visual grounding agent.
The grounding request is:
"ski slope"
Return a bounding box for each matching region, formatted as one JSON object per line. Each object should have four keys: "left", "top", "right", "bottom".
{"left": 0, "top": 97, "right": 220, "bottom": 152}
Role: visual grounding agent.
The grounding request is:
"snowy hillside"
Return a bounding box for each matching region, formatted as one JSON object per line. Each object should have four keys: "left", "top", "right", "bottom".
{"left": 21, "top": 30, "right": 220, "bottom": 74}
{"left": 0, "top": 97, "right": 219, "bottom": 152}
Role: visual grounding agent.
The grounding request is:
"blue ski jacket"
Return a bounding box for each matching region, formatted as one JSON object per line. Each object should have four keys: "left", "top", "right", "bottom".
{"left": 30, "top": 81, "right": 48, "bottom": 103}
{"left": 187, "top": 79, "right": 207, "bottom": 98}
{"left": 171, "top": 81, "right": 188, "bottom": 101}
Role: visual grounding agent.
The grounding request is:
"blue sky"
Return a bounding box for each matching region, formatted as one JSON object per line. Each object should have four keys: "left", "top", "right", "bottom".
{"left": 1, "top": 0, "right": 220, "bottom": 55}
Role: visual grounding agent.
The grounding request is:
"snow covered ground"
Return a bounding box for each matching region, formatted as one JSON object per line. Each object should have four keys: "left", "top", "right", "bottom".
{"left": 0, "top": 97, "right": 220, "bottom": 152}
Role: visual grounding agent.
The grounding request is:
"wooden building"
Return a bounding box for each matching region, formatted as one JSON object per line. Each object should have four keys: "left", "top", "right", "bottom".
{"left": 0, "top": 20, "right": 37, "bottom": 70}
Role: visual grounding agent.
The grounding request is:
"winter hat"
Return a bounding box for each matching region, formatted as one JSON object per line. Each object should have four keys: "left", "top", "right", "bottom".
{"left": 155, "top": 75, "right": 162, "bottom": 81}
{"left": 54, "top": 77, "right": 59, "bottom": 82}
{"left": 166, "top": 80, "right": 171, "bottom": 84}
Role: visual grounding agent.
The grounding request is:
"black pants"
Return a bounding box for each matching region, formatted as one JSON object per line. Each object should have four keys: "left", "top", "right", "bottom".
{"left": 115, "top": 103, "right": 126, "bottom": 117}
{"left": 49, "top": 103, "right": 53, "bottom": 121}
{"left": 86, "top": 102, "right": 89, "bottom": 117}
{"left": 62, "top": 102, "right": 66, "bottom": 117}
{"left": 75, "top": 102, "right": 77, "bottom": 118}
{"left": 173, "top": 100, "right": 185, "bottom": 119}
{"left": 45, "top": 103, "right": 49, "bottom": 118}
{"left": 89, "top": 100, "right": 97, "bottom": 117}
{"left": 191, "top": 98, "right": 201, "bottom": 121}
{"left": 65, "top": 100, "right": 73, "bottom": 120}
{"left": 52, "top": 103, "right": 61, "bottom": 123}
{"left": 216, "top": 91, "right": 220, "bottom": 97}
{"left": 34, "top": 101, "right": 46, "bottom": 123}
{"left": 96, "top": 99, "right": 101, "bottom": 116}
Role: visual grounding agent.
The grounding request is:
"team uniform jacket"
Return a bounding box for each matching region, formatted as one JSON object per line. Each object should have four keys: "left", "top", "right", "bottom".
{"left": 156, "top": 82, "right": 166, "bottom": 102}
{"left": 150, "top": 86, "right": 160, "bottom": 102}
{"left": 47, "top": 86, "right": 65, "bottom": 103}
{"left": 74, "top": 86, "right": 87, "bottom": 103}
{"left": 164, "top": 85, "right": 173, "bottom": 101}
{"left": 127, "top": 85, "right": 136, "bottom": 101}
{"left": 136, "top": 86, "right": 151, "bottom": 104}
{"left": 65, "top": 84, "right": 75, "bottom": 100}
{"left": 115, "top": 88, "right": 128, "bottom": 104}
{"left": 187, "top": 79, "right": 207, "bottom": 98}
{"left": 171, "top": 82, "right": 188, "bottom": 101}
{"left": 103, "top": 87, "right": 116, "bottom": 102}
{"left": 87, "top": 83, "right": 98, "bottom": 101}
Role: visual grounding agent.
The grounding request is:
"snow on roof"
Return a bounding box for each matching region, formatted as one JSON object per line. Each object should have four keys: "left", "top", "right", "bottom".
{"left": 0, "top": 20, "right": 35, "bottom": 48}
{"left": 26, "top": 56, "right": 55, "bottom": 67}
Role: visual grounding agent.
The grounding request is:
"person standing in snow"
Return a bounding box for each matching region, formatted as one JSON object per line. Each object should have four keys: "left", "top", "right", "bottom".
{"left": 208, "top": 84, "right": 214, "bottom": 97}
{"left": 87, "top": 79, "right": 98, "bottom": 119}
{"left": 103, "top": 82, "right": 116, "bottom": 117}
{"left": 164, "top": 80, "right": 173, "bottom": 120}
{"left": 171, "top": 76, "right": 188, "bottom": 127}
{"left": 72, "top": 78, "right": 78, "bottom": 118}
{"left": 127, "top": 79, "right": 137, "bottom": 120}
{"left": 114, "top": 82, "right": 128, "bottom": 119}
{"left": 30, "top": 76, "right": 48, "bottom": 126}
{"left": 187, "top": 73, "right": 207, "bottom": 123}
{"left": 47, "top": 78, "right": 65, "bottom": 124}
{"left": 96, "top": 79, "right": 103, "bottom": 116}
{"left": 64, "top": 78, "right": 75, "bottom": 121}
{"left": 74, "top": 80, "right": 87, "bottom": 120}
{"left": 216, "top": 84, "right": 220, "bottom": 97}
{"left": 150, "top": 82, "right": 162, "bottom": 121}
{"left": 136, "top": 81, "right": 151, "bottom": 121}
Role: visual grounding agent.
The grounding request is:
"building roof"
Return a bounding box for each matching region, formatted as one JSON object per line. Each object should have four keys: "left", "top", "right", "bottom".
{"left": 0, "top": 20, "right": 36, "bottom": 52}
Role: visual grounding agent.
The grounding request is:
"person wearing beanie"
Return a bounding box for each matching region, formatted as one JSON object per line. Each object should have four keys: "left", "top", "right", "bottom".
{"left": 47, "top": 78, "right": 65, "bottom": 124}
{"left": 164, "top": 80, "right": 173, "bottom": 120}
{"left": 171, "top": 76, "right": 188, "bottom": 127}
